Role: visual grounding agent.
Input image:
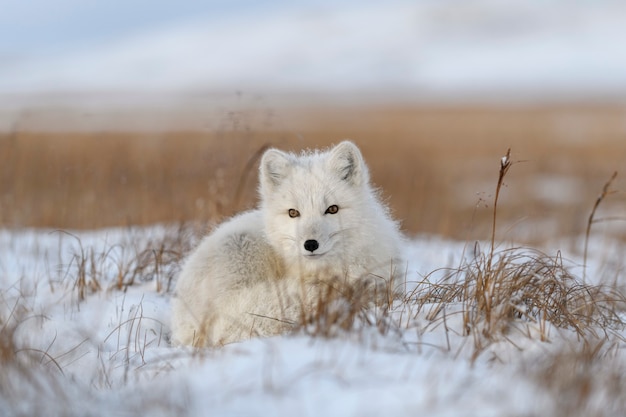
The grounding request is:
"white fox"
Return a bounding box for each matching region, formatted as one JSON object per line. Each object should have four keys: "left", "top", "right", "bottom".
{"left": 171, "top": 141, "right": 404, "bottom": 347}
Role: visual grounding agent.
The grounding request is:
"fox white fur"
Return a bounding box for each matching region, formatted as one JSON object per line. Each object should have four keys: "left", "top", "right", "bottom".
{"left": 171, "top": 141, "right": 404, "bottom": 347}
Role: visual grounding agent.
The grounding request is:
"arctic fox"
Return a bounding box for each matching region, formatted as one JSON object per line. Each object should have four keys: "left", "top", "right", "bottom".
{"left": 171, "top": 141, "right": 404, "bottom": 347}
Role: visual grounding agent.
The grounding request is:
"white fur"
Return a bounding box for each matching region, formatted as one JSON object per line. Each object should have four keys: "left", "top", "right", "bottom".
{"left": 171, "top": 141, "right": 405, "bottom": 347}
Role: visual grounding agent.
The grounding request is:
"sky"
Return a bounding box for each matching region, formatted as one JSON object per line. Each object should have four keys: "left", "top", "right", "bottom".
{"left": 1, "top": 1, "right": 231, "bottom": 54}
{"left": 0, "top": 0, "right": 343, "bottom": 58}
{"left": 1, "top": 0, "right": 626, "bottom": 99}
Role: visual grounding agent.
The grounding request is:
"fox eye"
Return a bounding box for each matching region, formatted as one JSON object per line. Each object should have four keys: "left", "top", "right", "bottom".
{"left": 288, "top": 209, "right": 300, "bottom": 218}
{"left": 325, "top": 205, "right": 339, "bottom": 215}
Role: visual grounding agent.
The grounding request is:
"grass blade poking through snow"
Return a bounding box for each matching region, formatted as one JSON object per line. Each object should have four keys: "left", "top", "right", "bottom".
{"left": 488, "top": 148, "right": 511, "bottom": 271}
{"left": 583, "top": 171, "right": 618, "bottom": 284}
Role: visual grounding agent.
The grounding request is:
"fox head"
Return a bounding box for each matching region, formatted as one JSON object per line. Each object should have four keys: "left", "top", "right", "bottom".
{"left": 259, "top": 141, "right": 373, "bottom": 276}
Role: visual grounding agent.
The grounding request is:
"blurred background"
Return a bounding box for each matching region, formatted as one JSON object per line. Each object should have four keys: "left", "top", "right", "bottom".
{"left": 1, "top": 0, "right": 625, "bottom": 246}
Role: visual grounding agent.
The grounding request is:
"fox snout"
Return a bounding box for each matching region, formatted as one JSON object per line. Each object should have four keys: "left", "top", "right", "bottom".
{"left": 303, "top": 239, "right": 319, "bottom": 252}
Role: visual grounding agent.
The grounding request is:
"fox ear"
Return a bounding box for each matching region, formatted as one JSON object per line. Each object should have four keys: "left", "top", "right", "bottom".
{"left": 328, "top": 141, "right": 368, "bottom": 186}
{"left": 260, "top": 148, "right": 292, "bottom": 190}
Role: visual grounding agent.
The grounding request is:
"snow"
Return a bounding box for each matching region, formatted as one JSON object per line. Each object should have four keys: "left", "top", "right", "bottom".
{"left": 1, "top": 225, "right": 625, "bottom": 416}
{"left": 1, "top": 1, "right": 626, "bottom": 100}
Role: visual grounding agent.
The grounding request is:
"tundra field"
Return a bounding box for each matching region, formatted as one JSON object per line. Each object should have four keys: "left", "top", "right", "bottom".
{"left": 1, "top": 102, "right": 626, "bottom": 416}
{"left": 1, "top": 103, "right": 625, "bottom": 243}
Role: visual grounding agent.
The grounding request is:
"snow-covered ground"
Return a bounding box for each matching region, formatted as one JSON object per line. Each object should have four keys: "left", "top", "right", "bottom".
{"left": 1, "top": 226, "right": 625, "bottom": 416}
{"left": 1, "top": 1, "right": 626, "bottom": 101}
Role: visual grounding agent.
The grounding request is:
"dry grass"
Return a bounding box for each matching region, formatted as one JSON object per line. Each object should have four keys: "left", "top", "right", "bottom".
{"left": 296, "top": 274, "right": 397, "bottom": 339}
{"left": 400, "top": 148, "right": 625, "bottom": 365}
{"left": 530, "top": 338, "right": 626, "bottom": 417}
{"left": 0, "top": 225, "right": 187, "bottom": 414}
{"left": 58, "top": 223, "right": 199, "bottom": 303}
{"left": 466, "top": 149, "right": 622, "bottom": 353}
{"left": 2, "top": 103, "right": 626, "bottom": 244}
{"left": 0, "top": 298, "right": 76, "bottom": 416}
{"left": 583, "top": 171, "right": 620, "bottom": 282}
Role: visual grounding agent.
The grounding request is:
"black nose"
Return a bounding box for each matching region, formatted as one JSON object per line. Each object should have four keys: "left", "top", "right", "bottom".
{"left": 304, "top": 240, "right": 319, "bottom": 252}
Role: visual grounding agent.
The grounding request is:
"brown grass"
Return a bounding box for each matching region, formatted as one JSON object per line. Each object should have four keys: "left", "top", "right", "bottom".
{"left": 530, "top": 338, "right": 626, "bottom": 417}
{"left": 398, "top": 148, "right": 626, "bottom": 362}
{"left": 583, "top": 171, "right": 620, "bottom": 282}
{"left": 2, "top": 103, "right": 626, "bottom": 245}
{"left": 0, "top": 297, "right": 73, "bottom": 415}
{"left": 58, "top": 223, "right": 198, "bottom": 302}
{"left": 296, "top": 274, "right": 397, "bottom": 339}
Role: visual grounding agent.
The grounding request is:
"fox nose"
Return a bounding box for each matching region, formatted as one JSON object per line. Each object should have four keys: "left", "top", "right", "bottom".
{"left": 304, "top": 239, "right": 319, "bottom": 252}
